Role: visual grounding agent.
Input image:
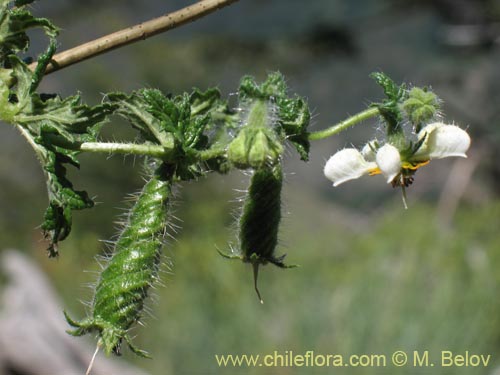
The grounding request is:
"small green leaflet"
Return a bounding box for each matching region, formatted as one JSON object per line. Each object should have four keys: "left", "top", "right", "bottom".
{"left": 107, "top": 87, "right": 236, "bottom": 178}
{"left": 5, "top": 57, "right": 113, "bottom": 256}
{"left": 370, "top": 72, "right": 408, "bottom": 135}
{"left": 0, "top": 0, "right": 58, "bottom": 60}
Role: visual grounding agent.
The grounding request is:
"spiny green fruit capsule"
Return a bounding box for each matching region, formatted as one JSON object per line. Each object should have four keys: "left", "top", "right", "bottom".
{"left": 221, "top": 163, "right": 294, "bottom": 303}
{"left": 65, "top": 163, "right": 174, "bottom": 357}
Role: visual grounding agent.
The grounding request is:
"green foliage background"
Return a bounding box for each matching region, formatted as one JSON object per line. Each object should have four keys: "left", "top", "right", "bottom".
{"left": 1, "top": 0, "right": 499, "bottom": 374}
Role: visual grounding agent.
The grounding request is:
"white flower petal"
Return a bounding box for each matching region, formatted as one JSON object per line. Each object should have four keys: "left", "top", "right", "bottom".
{"left": 324, "top": 148, "right": 376, "bottom": 186}
{"left": 376, "top": 144, "right": 401, "bottom": 183}
{"left": 415, "top": 122, "right": 470, "bottom": 159}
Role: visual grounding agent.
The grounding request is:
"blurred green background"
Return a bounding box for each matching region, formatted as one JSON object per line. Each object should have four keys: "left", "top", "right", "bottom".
{"left": 1, "top": 0, "right": 499, "bottom": 374}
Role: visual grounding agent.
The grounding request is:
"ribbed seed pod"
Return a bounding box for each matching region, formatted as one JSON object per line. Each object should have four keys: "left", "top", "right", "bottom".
{"left": 65, "top": 163, "right": 174, "bottom": 357}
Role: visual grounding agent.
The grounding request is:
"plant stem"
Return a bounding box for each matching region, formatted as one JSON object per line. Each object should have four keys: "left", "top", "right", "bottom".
{"left": 79, "top": 142, "right": 172, "bottom": 158}
{"left": 308, "top": 107, "right": 380, "bottom": 141}
{"left": 198, "top": 147, "right": 226, "bottom": 160}
{"left": 16, "top": 126, "right": 46, "bottom": 163}
{"left": 78, "top": 142, "right": 225, "bottom": 162}
{"left": 28, "top": 0, "right": 240, "bottom": 75}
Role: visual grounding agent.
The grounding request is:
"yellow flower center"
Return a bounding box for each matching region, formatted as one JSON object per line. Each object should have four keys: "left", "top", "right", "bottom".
{"left": 401, "top": 160, "right": 430, "bottom": 170}
{"left": 368, "top": 168, "right": 381, "bottom": 176}
{"left": 368, "top": 159, "right": 430, "bottom": 177}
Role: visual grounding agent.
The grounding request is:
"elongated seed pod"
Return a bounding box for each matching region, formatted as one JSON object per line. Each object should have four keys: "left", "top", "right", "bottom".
{"left": 240, "top": 165, "right": 282, "bottom": 265}
{"left": 65, "top": 162, "right": 174, "bottom": 357}
{"left": 223, "top": 163, "right": 293, "bottom": 303}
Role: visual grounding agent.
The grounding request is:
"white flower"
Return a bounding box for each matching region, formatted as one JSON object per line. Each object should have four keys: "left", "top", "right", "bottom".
{"left": 413, "top": 122, "right": 470, "bottom": 159}
{"left": 324, "top": 122, "right": 470, "bottom": 187}
{"left": 324, "top": 148, "right": 377, "bottom": 186}
{"left": 375, "top": 144, "right": 401, "bottom": 183}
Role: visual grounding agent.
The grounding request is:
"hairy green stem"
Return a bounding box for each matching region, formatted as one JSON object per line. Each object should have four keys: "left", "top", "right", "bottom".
{"left": 198, "top": 147, "right": 226, "bottom": 160}
{"left": 47, "top": 136, "right": 227, "bottom": 165}
{"left": 81, "top": 142, "right": 226, "bottom": 162}
{"left": 308, "top": 107, "right": 380, "bottom": 141}
{"left": 16, "top": 126, "right": 46, "bottom": 163}
{"left": 21, "top": 105, "right": 379, "bottom": 160}
{"left": 80, "top": 142, "right": 171, "bottom": 158}
{"left": 17, "top": 125, "right": 225, "bottom": 162}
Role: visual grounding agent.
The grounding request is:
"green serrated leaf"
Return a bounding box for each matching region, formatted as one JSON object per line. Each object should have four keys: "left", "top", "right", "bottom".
{"left": 141, "top": 89, "right": 205, "bottom": 149}
{"left": 239, "top": 72, "right": 288, "bottom": 100}
{"left": 0, "top": 5, "right": 58, "bottom": 60}
{"left": 2, "top": 55, "right": 33, "bottom": 117}
{"left": 5, "top": 62, "right": 115, "bottom": 254}
{"left": 26, "top": 93, "right": 113, "bottom": 255}
{"left": 39, "top": 150, "right": 94, "bottom": 257}
{"left": 189, "top": 87, "right": 220, "bottom": 116}
{"left": 107, "top": 91, "right": 174, "bottom": 147}
{"left": 141, "top": 88, "right": 174, "bottom": 125}
{"left": 175, "top": 92, "right": 209, "bottom": 149}
{"left": 370, "top": 72, "right": 408, "bottom": 135}
{"left": 371, "top": 72, "right": 398, "bottom": 100}
{"left": 141, "top": 89, "right": 211, "bottom": 179}
{"left": 30, "top": 38, "right": 57, "bottom": 93}
{"left": 276, "top": 96, "right": 310, "bottom": 161}
{"left": 260, "top": 72, "right": 287, "bottom": 97}
{"left": 108, "top": 88, "right": 213, "bottom": 179}
{"left": 238, "top": 75, "right": 263, "bottom": 99}
{"left": 16, "top": 93, "right": 114, "bottom": 139}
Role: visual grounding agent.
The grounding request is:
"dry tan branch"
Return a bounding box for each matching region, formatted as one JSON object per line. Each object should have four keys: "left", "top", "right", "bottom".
{"left": 29, "top": 0, "right": 240, "bottom": 74}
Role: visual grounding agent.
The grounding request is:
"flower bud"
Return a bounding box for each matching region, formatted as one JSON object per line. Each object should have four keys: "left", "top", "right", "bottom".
{"left": 228, "top": 128, "right": 283, "bottom": 169}
{"left": 402, "top": 87, "right": 440, "bottom": 127}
